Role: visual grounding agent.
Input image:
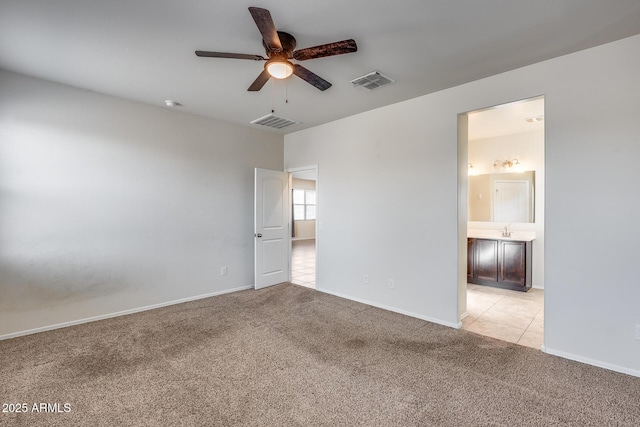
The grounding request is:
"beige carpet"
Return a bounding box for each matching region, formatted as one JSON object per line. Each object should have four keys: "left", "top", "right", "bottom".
{"left": 1, "top": 283, "right": 639, "bottom": 426}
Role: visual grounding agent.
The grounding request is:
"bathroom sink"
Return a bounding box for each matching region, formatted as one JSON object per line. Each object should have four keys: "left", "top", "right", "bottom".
{"left": 467, "top": 229, "right": 536, "bottom": 241}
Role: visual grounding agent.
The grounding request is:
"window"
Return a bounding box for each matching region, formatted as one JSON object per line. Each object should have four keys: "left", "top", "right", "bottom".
{"left": 293, "top": 189, "right": 316, "bottom": 220}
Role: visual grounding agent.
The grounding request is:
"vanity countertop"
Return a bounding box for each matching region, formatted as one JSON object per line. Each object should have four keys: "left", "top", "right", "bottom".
{"left": 468, "top": 229, "right": 536, "bottom": 242}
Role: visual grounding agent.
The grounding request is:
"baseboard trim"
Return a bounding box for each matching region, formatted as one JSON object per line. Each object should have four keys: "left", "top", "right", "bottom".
{"left": 543, "top": 346, "right": 640, "bottom": 378}
{"left": 318, "top": 288, "right": 461, "bottom": 329}
{"left": 0, "top": 285, "right": 253, "bottom": 341}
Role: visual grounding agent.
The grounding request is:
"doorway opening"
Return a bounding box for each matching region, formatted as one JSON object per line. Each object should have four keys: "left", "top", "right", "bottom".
{"left": 459, "top": 96, "right": 545, "bottom": 349}
{"left": 289, "top": 166, "right": 318, "bottom": 289}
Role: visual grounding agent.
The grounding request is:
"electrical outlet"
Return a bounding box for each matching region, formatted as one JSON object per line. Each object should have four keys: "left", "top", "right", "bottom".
{"left": 363, "top": 274, "right": 369, "bottom": 284}
{"left": 635, "top": 324, "right": 640, "bottom": 341}
{"left": 388, "top": 279, "right": 395, "bottom": 289}
{"left": 221, "top": 266, "right": 228, "bottom": 276}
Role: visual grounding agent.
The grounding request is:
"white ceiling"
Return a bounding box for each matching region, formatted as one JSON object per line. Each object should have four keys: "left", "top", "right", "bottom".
{"left": 468, "top": 97, "right": 544, "bottom": 141}
{"left": 2, "top": 1, "right": 640, "bottom": 134}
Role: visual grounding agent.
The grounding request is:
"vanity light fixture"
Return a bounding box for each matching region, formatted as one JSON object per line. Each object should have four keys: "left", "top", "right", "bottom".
{"left": 494, "top": 158, "right": 521, "bottom": 171}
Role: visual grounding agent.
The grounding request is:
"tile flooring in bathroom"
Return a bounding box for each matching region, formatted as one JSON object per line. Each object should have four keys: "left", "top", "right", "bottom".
{"left": 291, "top": 239, "right": 316, "bottom": 288}
{"left": 462, "top": 283, "right": 544, "bottom": 349}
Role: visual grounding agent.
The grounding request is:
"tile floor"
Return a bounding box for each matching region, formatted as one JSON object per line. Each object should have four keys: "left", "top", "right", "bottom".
{"left": 291, "top": 239, "right": 316, "bottom": 288}
{"left": 462, "top": 283, "right": 544, "bottom": 349}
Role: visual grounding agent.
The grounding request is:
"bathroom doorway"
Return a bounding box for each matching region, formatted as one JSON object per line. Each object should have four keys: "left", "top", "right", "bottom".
{"left": 459, "top": 96, "right": 545, "bottom": 349}
{"left": 289, "top": 166, "right": 318, "bottom": 289}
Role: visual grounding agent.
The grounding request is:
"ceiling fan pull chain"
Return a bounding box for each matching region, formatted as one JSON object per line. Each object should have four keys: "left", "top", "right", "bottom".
{"left": 271, "top": 78, "right": 275, "bottom": 114}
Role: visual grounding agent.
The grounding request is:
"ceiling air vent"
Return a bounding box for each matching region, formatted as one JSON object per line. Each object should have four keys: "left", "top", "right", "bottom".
{"left": 351, "top": 71, "right": 395, "bottom": 90}
{"left": 250, "top": 113, "right": 300, "bottom": 129}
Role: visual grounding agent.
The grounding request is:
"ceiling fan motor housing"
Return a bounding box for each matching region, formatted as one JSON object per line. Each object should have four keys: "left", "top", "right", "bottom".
{"left": 263, "top": 31, "right": 297, "bottom": 57}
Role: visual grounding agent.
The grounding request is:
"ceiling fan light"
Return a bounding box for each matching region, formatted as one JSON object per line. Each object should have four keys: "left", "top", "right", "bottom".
{"left": 266, "top": 60, "right": 294, "bottom": 79}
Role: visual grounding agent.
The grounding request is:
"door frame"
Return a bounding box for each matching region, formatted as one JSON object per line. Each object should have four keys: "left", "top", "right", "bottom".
{"left": 457, "top": 95, "right": 545, "bottom": 348}
{"left": 287, "top": 165, "right": 319, "bottom": 287}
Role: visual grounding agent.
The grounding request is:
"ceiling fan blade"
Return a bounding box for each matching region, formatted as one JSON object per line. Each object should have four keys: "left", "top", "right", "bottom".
{"left": 292, "top": 65, "right": 331, "bottom": 91}
{"left": 248, "top": 69, "right": 271, "bottom": 91}
{"left": 293, "top": 39, "right": 357, "bottom": 61}
{"left": 248, "top": 7, "right": 282, "bottom": 52}
{"left": 195, "top": 51, "right": 265, "bottom": 61}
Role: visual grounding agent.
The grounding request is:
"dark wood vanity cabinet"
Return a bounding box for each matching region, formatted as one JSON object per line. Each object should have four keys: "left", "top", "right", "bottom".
{"left": 467, "top": 238, "right": 532, "bottom": 292}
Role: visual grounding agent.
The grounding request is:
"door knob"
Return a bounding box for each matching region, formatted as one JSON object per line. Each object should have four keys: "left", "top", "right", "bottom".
{"left": 255, "top": 233, "right": 262, "bottom": 238}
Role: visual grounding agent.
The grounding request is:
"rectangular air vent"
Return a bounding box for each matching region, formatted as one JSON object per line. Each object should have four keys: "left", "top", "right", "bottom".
{"left": 351, "top": 71, "right": 395, "bottom": 90}
{"left": 250, "top": 113, "right": 299, "bottom": 129}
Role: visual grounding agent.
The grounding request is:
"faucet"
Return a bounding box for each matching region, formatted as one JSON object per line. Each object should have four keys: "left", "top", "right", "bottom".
{"left": 502, "top": 224, "right": 511, "bottom": 238}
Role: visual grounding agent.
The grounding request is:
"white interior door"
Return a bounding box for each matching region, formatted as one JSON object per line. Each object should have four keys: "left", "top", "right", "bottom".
{"left": 494, "top": 180, "right": 530, "bottom": 222}
{"left": 255, "top": 168, "right": 290, "bottom": 289}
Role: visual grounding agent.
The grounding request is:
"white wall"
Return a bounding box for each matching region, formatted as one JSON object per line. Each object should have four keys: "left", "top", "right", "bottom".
{"left": 286, "top": 95, "right": 461, "bottom": 327}
{"left": 468, "top": 130, "right": 545, "bottom": 288}
{"left": 285, "top": 35, "right": 640, "bottom": 376}
{"left": 0, "top": 70, "right": 283, "bottom": 336}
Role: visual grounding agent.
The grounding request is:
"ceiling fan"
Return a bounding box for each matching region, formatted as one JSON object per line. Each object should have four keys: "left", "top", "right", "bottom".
{"left": 195, "top": 7, "right": 357, "bottom": 92}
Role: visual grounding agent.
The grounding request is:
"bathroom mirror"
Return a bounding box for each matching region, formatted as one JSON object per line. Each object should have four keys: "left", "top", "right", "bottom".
{"left": 468, "top": 171, "right": 535, "bottom": 223}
